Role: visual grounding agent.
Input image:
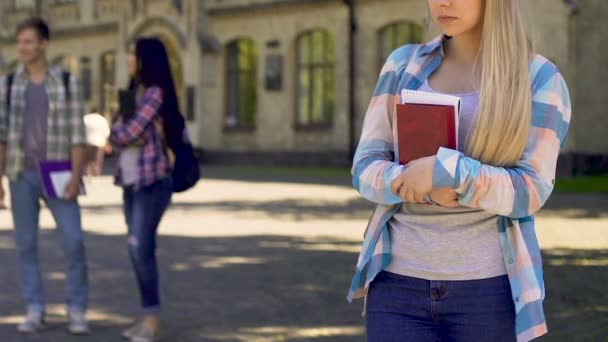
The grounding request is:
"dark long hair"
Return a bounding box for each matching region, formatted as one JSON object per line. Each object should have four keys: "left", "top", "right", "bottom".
{"left": 131, "top": 37, "right": 184, "bottom": 149}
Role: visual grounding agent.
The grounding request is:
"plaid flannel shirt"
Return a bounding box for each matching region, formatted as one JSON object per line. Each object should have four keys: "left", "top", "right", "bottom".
{"left": 348, "top": 35, "right": 571, "bottom": 342}
{"left": 111, "top": 86, "right": 171, "bottom": 190}
{"left": 0, "top": 64, "right": 86, "bottom": 180}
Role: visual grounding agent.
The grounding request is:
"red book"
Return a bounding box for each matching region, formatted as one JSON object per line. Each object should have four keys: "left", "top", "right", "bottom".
{"left": 397, "top": 90, "right": 460, "bottom": 165}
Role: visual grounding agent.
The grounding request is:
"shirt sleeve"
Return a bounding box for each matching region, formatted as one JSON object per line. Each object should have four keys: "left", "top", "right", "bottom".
{"left": 69, "top": 74, "right": 87, "bottom": 146}
{"left": 110, "top": 86, "right": 163, "bottom": 146}
{"left": 351, "top": 52, "right": 407, "bottom": 205}
{"left": 432, "top": 67, "right": 571, "bottom": 218}
{"left": 0, "top": 76, "right": 7, "bottom": 144}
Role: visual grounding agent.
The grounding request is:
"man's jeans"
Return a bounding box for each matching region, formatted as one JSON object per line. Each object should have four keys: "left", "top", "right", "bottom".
{"left": 10, "top": 170, "right": 88, "bottom": 314}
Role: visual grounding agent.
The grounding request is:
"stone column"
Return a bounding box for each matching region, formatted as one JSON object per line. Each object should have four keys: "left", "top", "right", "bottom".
{"left": 80, "top": 0, "right": 95, "bottom": 24}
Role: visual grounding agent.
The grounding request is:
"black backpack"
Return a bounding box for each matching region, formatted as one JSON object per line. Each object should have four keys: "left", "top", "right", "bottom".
{"left": 5, "top": 70, "right": 71, "bottom": 111}
{"left": 164, "top": 112, "right": 200, "bottom": 193}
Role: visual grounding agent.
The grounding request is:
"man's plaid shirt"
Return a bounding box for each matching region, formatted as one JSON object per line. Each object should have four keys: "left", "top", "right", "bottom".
{"left": 0, "top": 64, "right": 86, "bottom": 180}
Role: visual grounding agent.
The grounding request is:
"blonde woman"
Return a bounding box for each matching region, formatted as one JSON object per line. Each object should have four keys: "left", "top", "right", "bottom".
{"left": 348, "top": 0, "right": 571, "bottom": 341}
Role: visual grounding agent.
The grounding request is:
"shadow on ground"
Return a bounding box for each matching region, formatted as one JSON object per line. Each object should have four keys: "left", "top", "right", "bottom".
{"left": 0, "top": 231, "right": 365, "bottom": 342}
{"left": 79, "top": 198, "right": 375, "bottom": 221}
{"left": 540, "top": 193, "right": 608, "bottom": 218}
{"left": 101, "top": 161, "right": 353, "bottom": 188}
{"left": 100, "top": 160, "right": 608, "bottom": 219}
{"left": 0, "top": 230, "right": 605, "bottom": 341}
{"left": 539, "top": 249, "right": 608, "bottom": 341}
{"left": 201, "top": 165, "right": 353, "bottom": 188}
{"left": 75, "top": 193, "right": 608, "bottom": 223}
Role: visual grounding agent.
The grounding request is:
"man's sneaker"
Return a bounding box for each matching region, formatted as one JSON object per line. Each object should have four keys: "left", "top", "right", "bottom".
{"left": 130, "top": 324, "right": 159, "bottom": 342}
{"left": 68, "top": 311, "right": 90, "bottom": 335}
{"left": 17, "top": 310, "right": 45, "bottom": 334}
{"left": 122, "top": 320, "right": 142, "bottom": 339}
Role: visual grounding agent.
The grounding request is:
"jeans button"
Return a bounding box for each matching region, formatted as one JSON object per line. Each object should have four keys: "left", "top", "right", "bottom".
{"left": 431, "top": 288, "right": 440, "bottom": 300}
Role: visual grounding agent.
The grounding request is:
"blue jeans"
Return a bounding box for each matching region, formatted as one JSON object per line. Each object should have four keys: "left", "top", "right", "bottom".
{"left": 123, "top": 178, "right": 172, "bottom": 314}
{"left": 10, "top": 170, "right": 88, "bottom": 314}
{"left": 366, "top": 271, "right": 516, "bottom": 342}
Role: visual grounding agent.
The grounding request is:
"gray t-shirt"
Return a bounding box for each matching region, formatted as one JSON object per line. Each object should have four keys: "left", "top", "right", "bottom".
{"left": 385, "top": 79, "right": 507, "bottom": 281}
{"left": 23, "top": 81, "right": 49, "bottom": 170}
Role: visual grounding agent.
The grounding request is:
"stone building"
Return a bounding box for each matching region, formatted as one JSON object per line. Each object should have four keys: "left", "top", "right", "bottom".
{"left": 0, "top": 0, "right": 604, "bottom": 173}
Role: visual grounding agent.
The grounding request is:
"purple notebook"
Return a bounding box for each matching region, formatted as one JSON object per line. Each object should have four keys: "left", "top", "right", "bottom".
{"left": 39, "top": 160, "right": 85, "bottom": 198}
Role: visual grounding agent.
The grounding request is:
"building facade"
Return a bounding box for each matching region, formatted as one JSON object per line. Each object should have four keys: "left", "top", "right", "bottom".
{"left": 0, "top": 0, "right": 604, "bottom": 173}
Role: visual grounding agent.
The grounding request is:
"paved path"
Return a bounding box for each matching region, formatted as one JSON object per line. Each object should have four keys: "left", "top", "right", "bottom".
{"left": 0, "top": 167, "right": 605, "bottom": 341}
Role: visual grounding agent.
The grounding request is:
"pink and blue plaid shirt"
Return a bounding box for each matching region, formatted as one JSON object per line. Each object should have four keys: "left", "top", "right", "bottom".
{"left": 111, "top": 86, "right": 171, "bottom": 190}
{"left": 348, "top": 35, "right": 571, "bottom": 342}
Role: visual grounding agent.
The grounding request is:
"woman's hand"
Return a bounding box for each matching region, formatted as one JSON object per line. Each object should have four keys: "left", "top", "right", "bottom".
{"left": 390, "top": 156, "right": 435, "bottom": 203}
{"left": 111, "top": 114, "right": 123, "bottom": 124}
{"left": 428, "top": 188, "right": 459, "bottom": 208}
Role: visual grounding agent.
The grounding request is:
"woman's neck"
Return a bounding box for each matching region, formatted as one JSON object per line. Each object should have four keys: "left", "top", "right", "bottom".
{"left": 445, "top": 29, "right": 482, "bottom": 66}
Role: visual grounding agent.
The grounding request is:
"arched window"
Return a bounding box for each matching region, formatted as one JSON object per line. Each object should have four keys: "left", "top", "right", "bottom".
{"left": 296, "top": 29, "right": 335, "bottom": 126}
{"left": 80, "top": 56, "right": 92, "bottom": 101}
{"left": 99, "top": 50, "right": 116, "bottom": 117}
{"left": 378, "top": 21, "right": 423, "bottom": 69}
{"left": 225, "top": 38, "right": 258, "bottom": 128}
{"left": 14, "top": 0, "right": 35, "bottom": 9}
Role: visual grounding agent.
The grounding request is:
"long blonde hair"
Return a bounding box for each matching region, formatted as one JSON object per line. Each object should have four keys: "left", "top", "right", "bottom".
{"left": 464, "top": 0, "right": 534, "bottom": 166}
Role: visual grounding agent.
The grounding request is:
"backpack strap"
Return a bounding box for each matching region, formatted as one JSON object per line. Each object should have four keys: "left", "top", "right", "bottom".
{"left": 4, "top": 70, "right": 70, "bottom": 112}
{"left": 5, "top": 72, "right": 14, "bottom": 114}
{"left": 62, "top": 70, "right": 71, "bottom": 101}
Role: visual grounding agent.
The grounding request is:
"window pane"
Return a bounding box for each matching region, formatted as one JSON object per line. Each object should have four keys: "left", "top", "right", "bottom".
{"left": 227, "top": 42, "right": 239, "bottom": 71}
{"left": 413, "top": 24, "right": 423, "bottom": 43}
{"left": 379, "top": 22, "right": 423, "bottom": 69}
{"left": 79, "top": 57, "right": 91, "bottom": 101}
{"left": 239, "top": 40, "right": 248, "bottom": 54}
{"left": 15, "top": 0, "right": 35, "bottom": 9}
{"left": 226, "top": 41, "right": 238, "bottom": 126}
{"left": 298, "top": 31, "right": 334, "bottom": 125}
{"left": 397, "top": 23, "right": 411, "bottom": 46}
{"left": 245, "top": 73, "right": 257, "bottom": 126}
{"left": 239, "top": 72, "right": 255, "bottom": 126}
{"left": 299, "top": 34, "right": 311, "bottom": 64}
{"left": 380, "top": 28, "right": 393, "bottom": 61}
{"left": 246, "top": 40, "right": 258, "bottom": 72}
{"left": 239, "top": 49, "right": 250, "bottom": 71}
{"left": 312, "top": 31, "right": 325, "bottom": 64}
{"left": 225, "top": 69, "right": 239, "bottom": 127}
{"left": 298, "top": 69, "right": 310, "bottom": 124}
{"left": 238, "top": 73, "right": 247, "bottom": 125}
{"left": 226, "top": 38, "right": 258, "bottom": 127}
{"left": 311, "top": 67, "right": 324, "bottom": 123}
{"left": 239, "top": 40, "right": 250, "bottom": 70}
{"left": 242, "top": 41, "right": 257, "bottom": 125}
{"left": 326, "top": 33, "right": 335, "bottom": 64}
{"left": 99, "top": 51, "right": 116, "bottom": 117}
{"left": 325, "top": 66, "right": 335, "bottom": 124}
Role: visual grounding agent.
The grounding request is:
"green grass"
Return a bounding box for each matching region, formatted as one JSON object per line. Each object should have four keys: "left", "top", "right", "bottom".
{"left": 234, "top": 166, "right": 352, "bottom": 178}
{"left": 218, "top": 165, "right": 608, "bottom": 193}
{"left": 555, "top": 174, "right": 608, "bottom": 193}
